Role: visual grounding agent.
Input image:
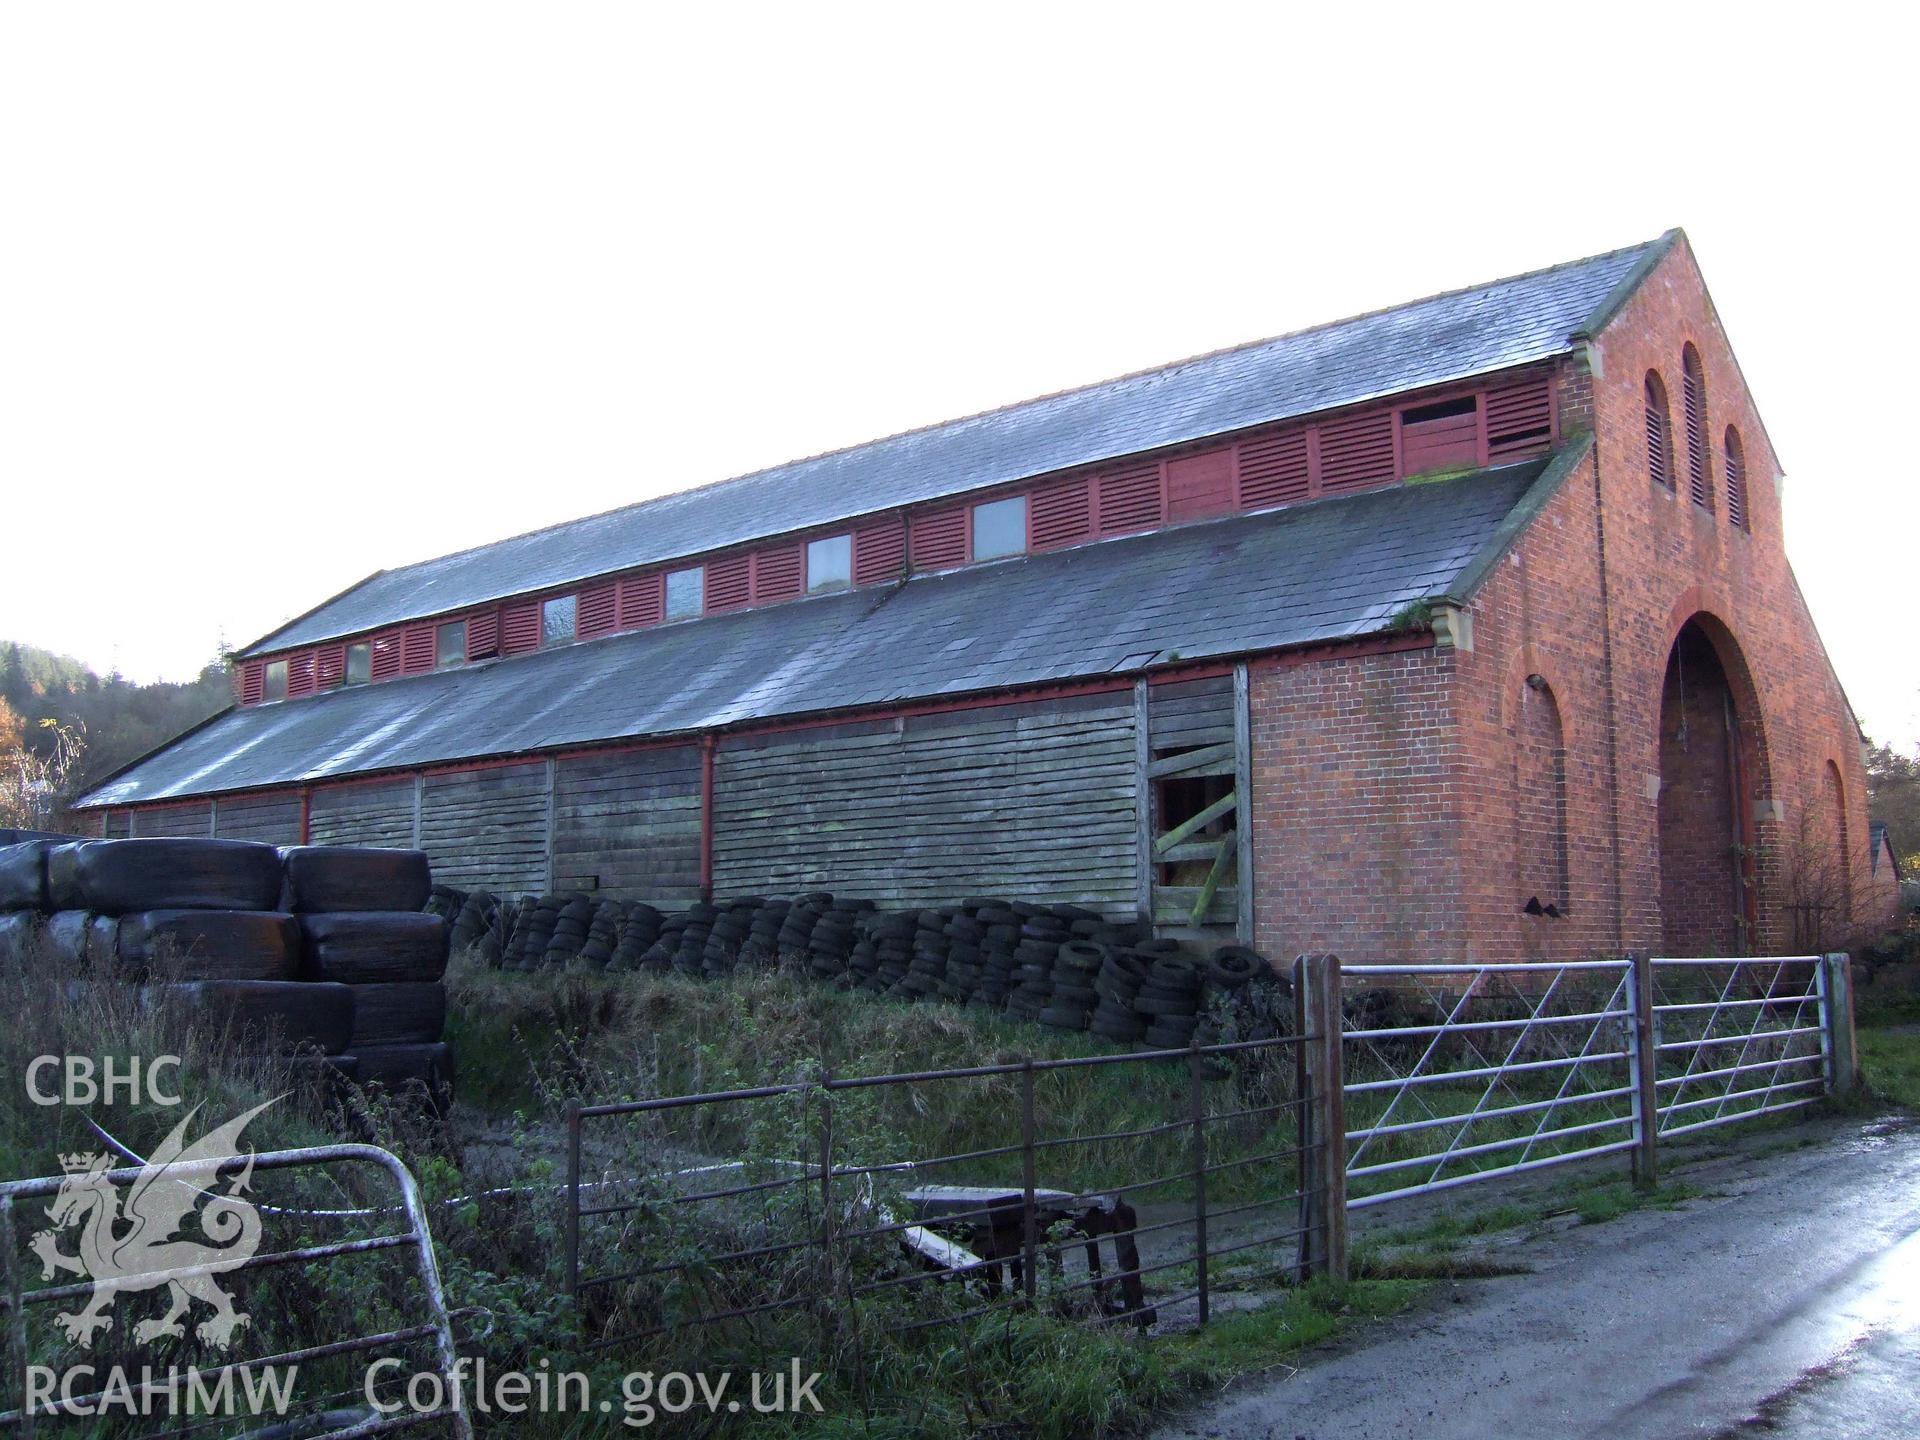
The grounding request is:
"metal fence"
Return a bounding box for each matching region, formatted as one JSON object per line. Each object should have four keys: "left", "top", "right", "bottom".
{"left": 0, "top": 1144, "right": 471, "bottom": 1438}
{"left": 558, "top": 951, "right": 1857, "bottom": 1347}
{"left": 563, "top": 982, "right": 1336, "bottom": 1356}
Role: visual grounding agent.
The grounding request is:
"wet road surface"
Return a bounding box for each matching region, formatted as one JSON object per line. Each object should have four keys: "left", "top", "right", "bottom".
{"left": 1154, "top": 1115, "right": 1920, "bottom": 1440}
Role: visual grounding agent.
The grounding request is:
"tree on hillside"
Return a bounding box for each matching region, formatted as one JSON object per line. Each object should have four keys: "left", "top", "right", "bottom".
{"left": 1865, "top": 740, "right": 1920, "bottom": 871}
{"left": 1, "top": 710, "right": 84, "bottom": 831}
{"left": 0, "top": 641, "right": 231, "bottom": 791}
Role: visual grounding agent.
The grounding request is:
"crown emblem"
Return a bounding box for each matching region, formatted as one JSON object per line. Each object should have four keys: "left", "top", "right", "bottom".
{"left": 58, "top": 1152, "right": 100, "bottom": 1174}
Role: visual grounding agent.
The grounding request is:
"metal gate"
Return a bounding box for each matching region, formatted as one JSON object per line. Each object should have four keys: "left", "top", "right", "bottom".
{"left": 0, "top": 1143, "right": 471, "bottom": 1438}
{"left": 1339, "top": 953, "right": 1849, "bottom": 1212}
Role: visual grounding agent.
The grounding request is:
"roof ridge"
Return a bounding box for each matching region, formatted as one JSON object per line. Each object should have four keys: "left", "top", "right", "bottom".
{"left": 272, "top": 232, "right": 1667, "bottom": 604}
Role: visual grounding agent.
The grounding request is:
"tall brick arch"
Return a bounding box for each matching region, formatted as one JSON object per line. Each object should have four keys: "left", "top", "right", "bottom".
{"left": 1653, "top": 600, "right": 1771, "bottom": 955}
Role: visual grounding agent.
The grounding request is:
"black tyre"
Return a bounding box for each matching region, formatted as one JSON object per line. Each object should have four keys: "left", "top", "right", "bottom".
{"left": 49, "top": 839, "right": 284, "bottom": 915}
{"left": 1133, "top": 992, "right": 1198, "bottom": 1019}
{"left": 0, "top": 840, "right": 54, "bottom": 911}
{"left": 278, "top": 846, "right": 432, "bottom": 914}
{"left": 153, "top": 980, "right": 354, "bottom": 1055}
{"left": 347, "top": 982, "right": 447, "bottom": 1047}
{"left": 300, "top": 913, "right": 450, "bottom": 984}
{"left": 1204, "top": 946, "right": 1264, "bottom": 987}
{"left": 1038, "top": 1004, "right": 1091, "bottom": 1031}
{"left": 1090, "top": 1012, "right": 1146, "bottom": 1042}
{"left": 119, "top": 910, "right": 301, "bottom": 981}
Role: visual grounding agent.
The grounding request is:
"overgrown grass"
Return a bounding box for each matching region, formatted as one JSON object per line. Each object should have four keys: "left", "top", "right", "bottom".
{"left": 445, "top": 958, "right": 1301, "bottom": 1203}
{"left": 1858, "top": 1027, "right": 1920, "bottom": 1108}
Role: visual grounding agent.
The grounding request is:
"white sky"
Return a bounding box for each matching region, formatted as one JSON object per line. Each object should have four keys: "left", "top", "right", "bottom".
{"left": 2, "top": 5, "right": 1913, "bottom": 747}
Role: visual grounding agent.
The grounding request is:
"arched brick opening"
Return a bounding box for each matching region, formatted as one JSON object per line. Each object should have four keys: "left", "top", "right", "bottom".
{"left": 1657, "top": 617, "right": 1765, "bottom": 955}
{"left": 1790, "top": 760, "right": 1853, "bottom": 949}
{"left": 1513, "top": 674, "right": 1569, "bottom": 958}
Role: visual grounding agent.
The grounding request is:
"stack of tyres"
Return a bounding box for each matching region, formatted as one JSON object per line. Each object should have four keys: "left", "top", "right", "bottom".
{"left": 283, "top": 846, "right": 452, "bottom": 1112}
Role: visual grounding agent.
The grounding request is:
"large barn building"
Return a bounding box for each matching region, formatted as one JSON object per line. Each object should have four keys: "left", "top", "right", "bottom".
{"left": 77, "top": 231, "right": 1882, "bottom": 961}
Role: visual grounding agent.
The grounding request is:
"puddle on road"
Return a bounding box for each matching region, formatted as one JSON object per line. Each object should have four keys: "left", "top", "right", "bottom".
{"left": 1712, "top": 1227, "right": 1920, "bottom": 1436}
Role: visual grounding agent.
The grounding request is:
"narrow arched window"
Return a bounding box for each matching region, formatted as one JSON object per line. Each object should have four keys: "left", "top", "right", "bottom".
{"left": 1724, "top": 425, "right": 1749, "bottom": 531}
{"left": 1644, "top": 371, "right": 1674, "bottom": 490}
{"left": 1681, "top": 344, "right": 1711, "bottom": 510}
{"left": 1515, "top": 675, "right": 1570, "bottom": 923}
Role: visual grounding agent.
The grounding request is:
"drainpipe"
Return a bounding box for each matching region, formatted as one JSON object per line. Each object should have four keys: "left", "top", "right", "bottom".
{"left": 298, "top": 786, "right": 313, "bottom": 845}
{"left": 699, "top": 734, "right": 716, "bottom": 902}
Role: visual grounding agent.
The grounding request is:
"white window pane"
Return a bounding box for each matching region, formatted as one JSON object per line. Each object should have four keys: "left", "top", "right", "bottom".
{"left": 542, "top": 595, "right": 577, "bottom": 647}
{"left": 972, "top": 495, "right": 1027, "bottom": 561}
{"left": 436, "top": 621, "right": 466, "bottom": 669}
{"left": 665, "top": 567, "right": 704, "bottom": 620}
{"left": 263, "top": 660, "right": 288, "bottom": 702}
{"left": 345, "top": 644, "right": 371, "bottom": 685}
{"left": 806, "top": 534, "right": 852, "bottom": 593}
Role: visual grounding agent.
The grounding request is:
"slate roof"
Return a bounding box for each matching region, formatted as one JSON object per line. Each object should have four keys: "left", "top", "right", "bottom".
{"left": 241, "top": 235, "right": 1669, "bottom": 657}
{"left": 83, "top": 451, "right": 1571, "bottom": 806}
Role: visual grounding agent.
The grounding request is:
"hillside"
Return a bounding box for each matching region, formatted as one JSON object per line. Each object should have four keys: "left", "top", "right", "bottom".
{"left": 0, "top": 640, "right": 231, "bottom": 796}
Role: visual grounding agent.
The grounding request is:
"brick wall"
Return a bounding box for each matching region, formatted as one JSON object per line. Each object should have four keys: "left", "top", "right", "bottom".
{"left": 1449, "top": 236, "right": 1872, "bottom": 958}
{"left": 1248, "top": 645, "right": 1466, "bottom": 962}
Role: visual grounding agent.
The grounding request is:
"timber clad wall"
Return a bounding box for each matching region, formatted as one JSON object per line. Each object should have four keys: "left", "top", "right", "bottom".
{"left": 132, "top": 803, "right": 213, "bottom": 837}
{"left": 212, "top": 793, "right": 303, "bottom": 846}
{"left": 421, "top": 765, "right": 548, "bottom": 894}
{"left": 309, "top": 781, "right": 414, "bottom": 850}
{"left": 553, "top": 747, "right": 703, "bottom": 904}
{"left": 711, "top": 693, "right": 1140, "bottom": 914}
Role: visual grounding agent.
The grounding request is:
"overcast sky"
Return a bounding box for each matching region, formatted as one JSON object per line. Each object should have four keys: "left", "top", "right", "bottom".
{"left": 2, "top": 6, "right": 1913, "bottom": 748}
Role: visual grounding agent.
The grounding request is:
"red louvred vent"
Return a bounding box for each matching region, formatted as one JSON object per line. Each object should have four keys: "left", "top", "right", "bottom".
{"left": 1166, "top": 447, "right": 1235, "bottom": 522}
{"left": 853, "top": 518, "right": 905, "bottom": 585}
{"left": 751, "top": 544, "right": 803, "bottom": 605}
{"left": 578, "top": 581, "right": 618, "bottom": 639}
{"left": 1096, "top": 459, "right": 1162, "bottom": 535}
{"left": 1238, "top": 427, "right": 1310, "bottom": 507}
{"left": 1724, "top": 428, "right": 1748, "bottom": 531}
{"left": 618, "top": 572, "right": 663, "bottom": 628}
{"left": 500, "top": 602, "right": 540, "bottom": 655}
{"left": 240, "top": 659, "right": 264, "bottom": 705}
{"left": 1399, "top": 397, "right": 1480, "bottom": 475}
{"left": 909, "top": 506, "right": 967, "bottom": 570}
{"left": 401, "top": 623, "right": 436, "bottom": 674}
{"left": 1485, "top": 376, "right": 1553, "bottom": 460}
{"left": 1682, "top": 347, "right": 1710, "bottom": 509}
{"left": 466, "top": 609, "right": 499, "bottom": 659}
{"left": 706, "top": 553, "right": 751, "bottom": 612}
{"left": 370, "top": 630, "right": 403, "bottom": 680}
{"left": 1317, "top": 411, "right": 1394, "bottom": 493}
{"left": 286, "top": 650, "right": 316, "bottom": 698}
{"left": 1030, "top": 475, "right": 1092, "bottom": 551}
{"left": 314, "top": 644, "right": 346, "bottom": 689}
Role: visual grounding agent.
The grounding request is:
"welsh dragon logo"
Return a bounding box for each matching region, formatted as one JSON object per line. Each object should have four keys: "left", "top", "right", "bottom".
{"left": 30, "top": 1099, "right": 276, "bottom": 1349}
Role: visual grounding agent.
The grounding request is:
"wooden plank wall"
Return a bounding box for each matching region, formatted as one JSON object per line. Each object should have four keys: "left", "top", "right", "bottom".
{"left": 552, "top": 747, "right": 703, "bottom": 904}
{"left": 711, "top": 692, "right": 1139, "bottom": 914}
{"left": 212, "top": 793, "right": 303, "bottom": 845}
{"left": 308, "top": 780, "right": 415, "bottom": 849}
{"left": 420, "top": 764, "right": 548, "bottom": 894}
{"left": 129, "top": 803, "right": 212, "bottom": 837}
